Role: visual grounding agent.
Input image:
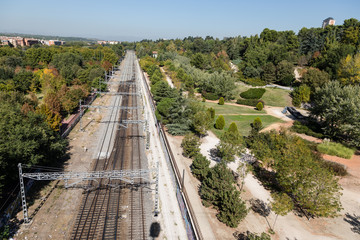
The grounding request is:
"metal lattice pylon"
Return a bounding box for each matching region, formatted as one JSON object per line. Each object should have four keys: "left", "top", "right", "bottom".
{"left": 18, "top": 164, "right": 29, "bottom": 223}
{"left": 17, "top": 164, "right": 158, "bottom": 223}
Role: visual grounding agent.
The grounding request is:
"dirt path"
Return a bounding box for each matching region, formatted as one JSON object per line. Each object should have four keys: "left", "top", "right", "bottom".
{"left": 160, "top": 67, "right": 175, "bottom": 88}
{"left": 196, "top": 130, "right": 360, "bottom": 240}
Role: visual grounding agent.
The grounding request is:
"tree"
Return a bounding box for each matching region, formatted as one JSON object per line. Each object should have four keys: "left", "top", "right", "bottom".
{"left": 310, "top": 81, "right": 360, "bottom": 147}
{"left": 302, "top": 68, "right": 330, "bottom": 91}
{"left": 217, "top": 122, "right": 244, "bottom": 162}
{"left": 218, "top": 97, "right": 224, "bottom": 105}
{"left": 270, "top": 192, "right": 293, "bottom": 230}
{"left": 181, "top": 133, "right": 201, "bottom": 158}
{"left": 191, "top": 154, "right": 210, "bottom": 181}
{"left": 237, "top": 161, "right": 250, "bottom": 192}
{"left": 256, "top": 101, "right": 263, "bottom": 111}
{"left": 192, "top": 110, "right": 212, "bottom": 136}
{"left": 215, "top": 115, "right": 225, "bottom": 129}
{"left": 251, "top": 117, "right": 263, "bottom": 133}
{"left": 217, "top": 189, "right": 247, "bottom": 228}
{"left": 156, "top": 97, "right": 175, "bottom": 123}
{"left": 262, "top": 62, "right": 276, "bottom": 83}
{"left": 207, "top": 107, "right": 215, "bottom": 119}
{"left": 0, "top": 92, "right": 67, "bottom": 196}
{"left": 151, "top": 81, "right": 177, "bottom": 102}
{"left": 248, "top": 131, "right": 343, "bottom": 217}
{"left": 337, "top": 53, "right": 360, "bottom": 85}
{"left": 201, "top": 163, "right": 247, "bottom": 227}
{"left": 276, "top": 60, "right": 294, "bottom": 85}
{"left": 13, "top": 70, "right": 33, "bottom": 93}
{"left": 291, "top": 84, "right": 310, "bottom": 107}
{"left": 190, "top": 53, "right": 209, "bottom": 70}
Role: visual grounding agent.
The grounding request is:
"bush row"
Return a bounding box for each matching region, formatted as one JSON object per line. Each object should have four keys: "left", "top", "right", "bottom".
{"left": 202, "top": 91, "right": 219, "bottom": 100}
{"left": 291, "top": 121, "right": 324, "bottom": 138}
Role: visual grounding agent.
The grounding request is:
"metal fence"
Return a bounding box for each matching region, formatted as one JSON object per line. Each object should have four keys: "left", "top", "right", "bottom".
{"left": 139, "top": 64, "right": 203, "bottom": 240}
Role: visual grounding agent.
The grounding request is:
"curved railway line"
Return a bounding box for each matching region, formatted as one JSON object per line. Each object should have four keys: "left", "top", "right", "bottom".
{"left": 71, "top": 52, "right": 149, "bottom": 240}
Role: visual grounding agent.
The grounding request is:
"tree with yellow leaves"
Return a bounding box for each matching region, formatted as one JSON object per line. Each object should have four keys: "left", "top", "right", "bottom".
{"left": 338, "top": 53, "right": 360, "bottom": 85}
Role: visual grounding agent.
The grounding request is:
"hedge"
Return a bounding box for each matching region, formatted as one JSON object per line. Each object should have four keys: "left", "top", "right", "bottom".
{"left": 240, "top": 88, "right": 266, "bottom": 99}
{"left": 291, "top": 121, "right": 323, "bottom": 139}
{"left": 241, "top": 78, "right": 266, "bottom": 86}
{"left": 202, "top": 91, "right": 219, "bottom": 100}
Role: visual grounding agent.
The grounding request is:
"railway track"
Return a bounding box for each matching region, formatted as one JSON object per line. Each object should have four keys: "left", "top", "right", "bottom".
{"left": 71, "top": 51, "right": 149, "bottom": 240}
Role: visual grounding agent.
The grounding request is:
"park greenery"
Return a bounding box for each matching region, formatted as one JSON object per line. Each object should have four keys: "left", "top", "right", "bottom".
{"left": 1, "top": 16, "right": 359, "bottom": 233}
{"left": 0, "top": 43, "right": 122, "bottom": 208}
{"left": 247, "top": 130, "right": 343, "bottom": 217}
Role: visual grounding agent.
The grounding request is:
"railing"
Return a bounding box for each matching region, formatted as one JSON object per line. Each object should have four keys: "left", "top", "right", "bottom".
{"left": 139, "top": 62, "right": 203, "bottom": 240}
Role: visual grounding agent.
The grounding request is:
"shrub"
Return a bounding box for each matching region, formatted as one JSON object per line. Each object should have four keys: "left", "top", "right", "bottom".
{"left": 256, "top": 102, "right": 263, "bottom": 111}
{"left": 252, "top": 118, "right": 262, "bottom": 131}
{"left": 207, "top": 107, "right": 215, "bottom": 119}
{"left": 291, "top": 121, "right": 324, "bottom": 138}
{"left": 202, "top": 91, "right": 219, "bottom": 100}
{"left": 202, "top": 97, "right": 206, "bottom": 102}
{"left": 218, "top": 97, "right": 224, "bottom": 105}
{"left": 240, "top": 88, "right": 266, "bottom": 99}
{"left": 241, "top": 78, "right": 266, "bottom": 86}
{"left": 317, "top": 141, "right": 355, "bottom": 159}
{"left": 215, "top": 115, "right": 225, "bottom": 130}
{"left": 236, "top": 99, "right": 265, "bottom": 107}
{"left": 181, "top": 133, "right": 201, "bottom": 158}
{"left": 319, "top": 159, "right": 348, "bottom": 176}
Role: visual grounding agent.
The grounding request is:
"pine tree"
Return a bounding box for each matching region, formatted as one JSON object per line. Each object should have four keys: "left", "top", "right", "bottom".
{"left": 217, "top": 189, "right": 247, "bottom": 228}
{"left": 215, "top": 115, "right": 225, "bottom": 129}
{"left": 181, "top": 133, "right": 201, "bottom": 158}
{"left": 191, "top": 154, "right": 210, "bottom": 181}
{"left": 207, "top": 107, "right": 215, "bottom": 119}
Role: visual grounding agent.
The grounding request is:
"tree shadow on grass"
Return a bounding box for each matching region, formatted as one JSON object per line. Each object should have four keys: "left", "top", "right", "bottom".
{"left": 344, "top": 213, "right": 360, "bottom": 235}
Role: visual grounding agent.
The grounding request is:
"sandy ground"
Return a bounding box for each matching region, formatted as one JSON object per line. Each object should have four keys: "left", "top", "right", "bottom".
{"left": 160, "top": 67, "right": 175, "bottom": 88}
{"left": 165, "top": 127, "right": 360, "bottom": 240}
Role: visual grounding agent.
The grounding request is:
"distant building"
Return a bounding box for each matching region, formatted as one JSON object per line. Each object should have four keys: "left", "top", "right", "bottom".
{"left": 24, "top": 38, "right": 40, "bottom": 46}
{"left": 322, "top": 17, "right": 335, "bottom": 28}
{"left": 152, "top": 51, "right": 158, "bottom": 58}
{"left": 48, "top": 40, "right": 64, "bottom": 46}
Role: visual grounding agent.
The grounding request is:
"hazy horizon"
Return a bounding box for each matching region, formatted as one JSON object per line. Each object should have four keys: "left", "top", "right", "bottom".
{"left": 1, "top": 0, "right": 359, "bottom": 42}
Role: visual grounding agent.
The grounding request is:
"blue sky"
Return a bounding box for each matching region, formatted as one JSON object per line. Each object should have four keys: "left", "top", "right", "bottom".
{"left": 0, "top": 0, "right": 359, "bottom": 41}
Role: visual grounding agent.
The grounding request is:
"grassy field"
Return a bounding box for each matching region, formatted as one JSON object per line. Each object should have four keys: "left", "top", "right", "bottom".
{"left": 202, "top": 98, "right": 284, "bottom": 137}
{"left": 261, "top": 88, "right": 292, "bottom": 107}
{"left": 317, "top": 142, "right": 355, "bottom": 159}
{"left": 201, "top": 102, "right": 265, "bottom": 114}
{"left": 235, "top": 84, "right": 293, "bottom": 107}
{"left": 212, "top": 114, "right": 283, "bottom": 137}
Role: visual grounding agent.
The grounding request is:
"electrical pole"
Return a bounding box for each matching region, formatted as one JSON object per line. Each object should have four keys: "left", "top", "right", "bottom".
{"left": 79, "top": 99, "right": 83, "bottom": 131}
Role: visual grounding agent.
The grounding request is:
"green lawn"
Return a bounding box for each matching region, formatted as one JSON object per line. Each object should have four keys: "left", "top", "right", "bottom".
{"left": 261, "top": 88, "right": 292, "bottom": 107}
{"left": 201, "top": 102, "right": 265, "bottom": 114}
{"left": 317, "top": 142, "right": 355, "bottom": 159}
{"left": 212, "top": 114, "right": 284, "bottom": 137}
{"left": 235, "top": 85, "right": 293, "bottom": 107}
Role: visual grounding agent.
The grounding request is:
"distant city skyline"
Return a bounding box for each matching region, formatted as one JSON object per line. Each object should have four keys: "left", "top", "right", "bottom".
{"left": 1, "top": 0, "right": 359, "bottom": 41}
